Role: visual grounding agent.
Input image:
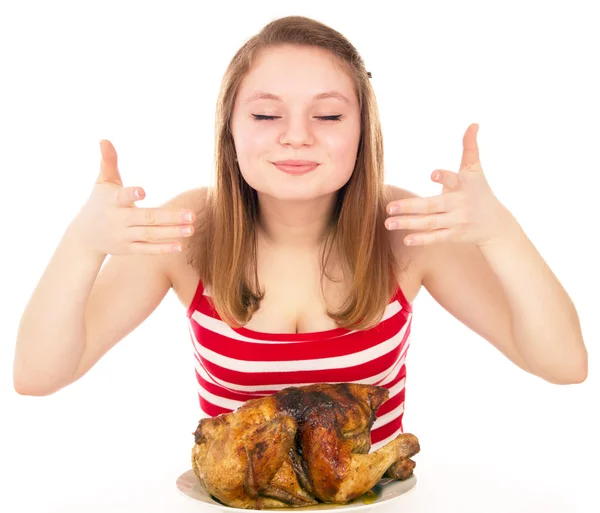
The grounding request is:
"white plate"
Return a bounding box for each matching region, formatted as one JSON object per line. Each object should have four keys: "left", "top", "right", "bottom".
{"left": 175, "top": 469, "right": 417, "bottom": 512}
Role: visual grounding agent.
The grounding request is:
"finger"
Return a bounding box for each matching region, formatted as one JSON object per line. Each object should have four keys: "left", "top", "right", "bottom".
{"left": 128, "top": 241, "right": 184, "bottom": 254}
{"left": 386, "top": 212, "right": 455, "bottom": 232}
{"left": 126, "top": 207, "right": 195, "bottom": 227}
{"left": 97, "top": 140, "right": 123, "bottom": 186}
{"left": 126, "top": 223, "right": 195, "bottom": 242}
{"left": 459, "top": 123, "right": 482, "bottom": 172}
{"left": 116, "top": 186, "right": 145, "bottom": 207}
{"left": 387, "top": 191, "right": 461, "bottom": 215}
{"left": 404, "top": 228, "right": 453, "bottom": 246}
{"left": 431, "top": 169, "right": 460, "bottom": 192}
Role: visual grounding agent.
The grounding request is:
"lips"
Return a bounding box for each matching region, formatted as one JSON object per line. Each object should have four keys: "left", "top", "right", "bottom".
{"left": 272, "top": 159, "right": 320, "bottom": 175}
{"left": 272, "top": 160, "right": 319, "bottom": 166}
{"left": 273, "top": 163, "right": 319, "bottom": 175}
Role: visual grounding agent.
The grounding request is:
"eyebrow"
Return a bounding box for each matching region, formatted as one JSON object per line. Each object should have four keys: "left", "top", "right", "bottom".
{"left": 243, "top": 90, "right": 351, "bottom": 105}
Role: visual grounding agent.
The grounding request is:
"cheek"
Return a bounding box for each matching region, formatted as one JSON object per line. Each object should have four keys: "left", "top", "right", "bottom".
{"left": 324, "top": 128, "right": 360, "bottom": 170}
{"left": 234, "top": 124, "right": 271, "bottom": 157}
{"left": 233, "top": 124, "right": 268, "bottom": 185}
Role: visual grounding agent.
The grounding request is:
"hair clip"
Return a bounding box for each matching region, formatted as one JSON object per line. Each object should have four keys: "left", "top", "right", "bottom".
{"left": 367, "top": 71, "right": 372, "bottom": 78}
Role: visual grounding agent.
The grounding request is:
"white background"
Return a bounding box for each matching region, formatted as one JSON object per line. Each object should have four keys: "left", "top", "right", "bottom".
{"left": 1, "top": 1, "right": 599, "bottom": 512}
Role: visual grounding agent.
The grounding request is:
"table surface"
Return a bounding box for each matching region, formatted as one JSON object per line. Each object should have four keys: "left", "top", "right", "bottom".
{"left": 4, "top": 455, "right": 595, "bottom": 513}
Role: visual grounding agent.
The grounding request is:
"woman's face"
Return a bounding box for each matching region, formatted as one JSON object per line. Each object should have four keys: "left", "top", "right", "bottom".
{"left": 230, "top": 45, "right": 361, "bottom": 201}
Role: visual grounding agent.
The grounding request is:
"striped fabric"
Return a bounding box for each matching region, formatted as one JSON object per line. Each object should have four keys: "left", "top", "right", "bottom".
{"left": 186, "top": 280, "right": 413, "bottom": 453}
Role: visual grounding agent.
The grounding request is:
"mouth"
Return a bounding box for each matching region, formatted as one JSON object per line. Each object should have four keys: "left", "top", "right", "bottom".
{"left": 272, "top": 160, "right": 320, "bottom": 175}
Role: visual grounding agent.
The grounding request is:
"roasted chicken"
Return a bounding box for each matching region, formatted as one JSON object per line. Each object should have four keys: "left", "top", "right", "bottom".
{"left": 191, "top": 383, "right": 420, "bottom": 509}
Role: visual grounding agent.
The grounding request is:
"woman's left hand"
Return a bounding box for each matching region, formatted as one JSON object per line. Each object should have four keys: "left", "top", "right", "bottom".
{"left": 386, "top": 123, "right": 516, "bottom": 247}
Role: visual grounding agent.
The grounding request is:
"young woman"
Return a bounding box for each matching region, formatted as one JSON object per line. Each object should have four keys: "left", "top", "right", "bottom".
{"left": 13, "top": 16, "right": 587, "bottom": 451}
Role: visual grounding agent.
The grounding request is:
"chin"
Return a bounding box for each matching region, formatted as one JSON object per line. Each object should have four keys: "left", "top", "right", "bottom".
{"left": 251, "top": 181, "right": 346, "bottom": 202}
{"left": 241, "top": 169, "right": 352, "bottom": 201}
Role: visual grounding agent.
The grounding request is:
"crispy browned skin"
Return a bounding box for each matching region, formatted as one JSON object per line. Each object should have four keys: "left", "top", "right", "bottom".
{"left": 191, "top": 383, "right": 420, "bottom": 508}
{"left": 384, "top": 456, "right": 417, "bottom": 480}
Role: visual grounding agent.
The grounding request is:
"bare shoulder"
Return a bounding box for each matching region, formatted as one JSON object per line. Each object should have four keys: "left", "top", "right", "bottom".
{"left": 383, "top": 184, "right": 428, "bottom": 285}
{"left": 158, "top": 186, "right": 210, "bottom": 272}
{"left": 160, "top": 186, "right": 209, "bottom": 227}
{"left": 162, "top": 186, "right": 210, "bottom": 211}
{"left": 384, "top": 184, "right": 420, "bottom": 203}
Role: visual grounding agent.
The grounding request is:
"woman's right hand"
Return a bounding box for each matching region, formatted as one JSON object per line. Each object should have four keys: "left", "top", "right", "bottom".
{"left": 71, "top": 140, "right": 196, "bottom": 257}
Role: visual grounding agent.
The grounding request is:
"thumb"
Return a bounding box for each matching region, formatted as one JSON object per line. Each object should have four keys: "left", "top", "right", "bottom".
{"left": 96, "top": 139, "right": 123, "bottom": 186}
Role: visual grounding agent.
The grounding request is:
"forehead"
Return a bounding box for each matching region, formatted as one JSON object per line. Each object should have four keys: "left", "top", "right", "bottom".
{"left": 237, "top": 45, "right": 356, "bottom": 105}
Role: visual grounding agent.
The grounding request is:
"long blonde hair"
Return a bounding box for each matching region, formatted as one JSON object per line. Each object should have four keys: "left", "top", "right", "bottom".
{"left": 187, "top": 15, "right": 404, "bottom": 331}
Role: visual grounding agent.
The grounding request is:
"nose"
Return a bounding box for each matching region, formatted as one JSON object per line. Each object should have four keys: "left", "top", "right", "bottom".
{"left": 278, "top": 116, "right": 314, "bottom": 148}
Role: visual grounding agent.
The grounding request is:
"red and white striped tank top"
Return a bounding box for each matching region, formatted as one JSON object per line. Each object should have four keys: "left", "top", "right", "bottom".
{"left": 186, "top": 280, "right": 413, "bottom": 453}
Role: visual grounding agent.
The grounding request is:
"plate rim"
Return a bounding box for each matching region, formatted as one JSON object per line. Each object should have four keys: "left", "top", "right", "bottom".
{"left": 175, "top": 468, "right": 417, "bottom": 512}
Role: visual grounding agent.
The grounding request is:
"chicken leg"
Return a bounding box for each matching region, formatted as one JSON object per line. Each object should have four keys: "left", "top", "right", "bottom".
{"left": 192, "top": 414, "right": 305, "bottom": 509}
{"left": 302, "top": 425, "right": 420, "bottom": 503}
{"left": 335, "top": 433, "right": 419, "bottom": 502}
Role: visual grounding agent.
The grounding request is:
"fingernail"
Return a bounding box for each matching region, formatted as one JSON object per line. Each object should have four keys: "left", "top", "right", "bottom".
{"left": 405, "top": 238, "right": 414, "bottom": 245}
{"left": 387, "top": 221, "right": 398, "bottom": 230}
{"left": 134, "top": 189, "right": 141, "bottom": 199}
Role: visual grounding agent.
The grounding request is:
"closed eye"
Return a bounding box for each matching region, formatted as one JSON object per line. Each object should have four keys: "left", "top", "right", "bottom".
{"left": 252, "top": 114, "right": 342, "bottom": 122}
